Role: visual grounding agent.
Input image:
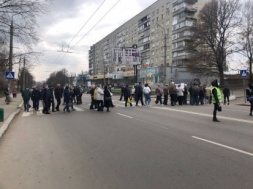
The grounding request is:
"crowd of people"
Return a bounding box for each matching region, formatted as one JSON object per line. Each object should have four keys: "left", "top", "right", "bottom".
{"left": 14, "top": 80, "right": 253, "bottom": 120}
{"left": 20, "top": 84, "right": 83, "bottom": 114}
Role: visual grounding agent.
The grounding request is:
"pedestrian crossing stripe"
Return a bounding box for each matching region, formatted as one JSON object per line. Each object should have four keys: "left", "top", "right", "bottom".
{"left": 21, "top": 106, "right": 84, "bottom": 117}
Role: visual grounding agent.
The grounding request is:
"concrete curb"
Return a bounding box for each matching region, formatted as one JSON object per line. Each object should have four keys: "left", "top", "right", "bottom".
{"left": 0, "top": 102, "right": 23, "bottom": 140}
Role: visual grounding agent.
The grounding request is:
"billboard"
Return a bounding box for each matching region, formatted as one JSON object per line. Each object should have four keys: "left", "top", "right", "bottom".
{"left": 112, "top": 48, "right": 141, "bottom": 66}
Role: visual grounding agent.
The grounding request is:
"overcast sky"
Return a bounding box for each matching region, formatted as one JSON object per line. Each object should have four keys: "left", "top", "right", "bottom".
{"left": 29, "top": 0, "right": 157, "bottom": 81}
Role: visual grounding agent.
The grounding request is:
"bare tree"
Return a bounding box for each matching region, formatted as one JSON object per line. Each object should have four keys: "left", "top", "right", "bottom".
{"left": 186, "top": 0, "right": 241, "bottom": 86}
{"left": 0, "top": 0, "right": 49, "bottom": 48}
{"left": 238, "top": 0, "right": 253, "bottom": 82}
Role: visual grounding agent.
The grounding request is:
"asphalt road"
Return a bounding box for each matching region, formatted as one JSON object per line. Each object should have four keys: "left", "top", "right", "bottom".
{"left": 0, "top": 94, "right": 253, "bottom": 189}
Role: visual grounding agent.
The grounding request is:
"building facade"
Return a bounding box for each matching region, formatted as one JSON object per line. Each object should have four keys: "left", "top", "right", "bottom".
{"left": 89, "top": 0, "right": 210, "bottom": 86}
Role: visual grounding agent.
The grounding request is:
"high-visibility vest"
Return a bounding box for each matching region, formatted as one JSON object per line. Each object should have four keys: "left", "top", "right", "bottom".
{"left": 212, "top": 87, "right": 222, "bottom": 103}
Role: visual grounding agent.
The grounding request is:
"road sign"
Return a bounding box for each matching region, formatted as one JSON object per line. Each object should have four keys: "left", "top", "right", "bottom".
{"left": 5, "top": 71, "right": 15, "bottom": 80}
{"left": 240, "top": 70, "right": 247, "bottom": 79}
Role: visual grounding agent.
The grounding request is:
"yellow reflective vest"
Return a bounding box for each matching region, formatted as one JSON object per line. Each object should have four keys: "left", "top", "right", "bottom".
{"left": 212, "top": 87, "right": 222, "bottom": 103}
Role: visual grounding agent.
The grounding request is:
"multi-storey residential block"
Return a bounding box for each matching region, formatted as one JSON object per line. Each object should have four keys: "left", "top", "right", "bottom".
{"left": 89, "top": 0, "right": 210, "bottom": 86}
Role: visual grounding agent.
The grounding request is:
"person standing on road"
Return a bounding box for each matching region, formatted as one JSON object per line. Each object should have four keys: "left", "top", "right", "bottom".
{"left": 54, "top": 84, "right": 63, "bottom": 111}
{"left": 31, "top": 86, "right": 41, "bottom": 111}
{"left": 104, "top": 86, "right": 112, "bottom": 112}
{"left": 163, "top": 84, "right": 169, "bottom": 105}
{"left": 177, "top": 84, "right": 184, "bottom": 105}
{"left": 143, "top": 83, "right": 151, "bottom": 106}
{"left": 22, "top": 87, "right": 31, "bottom": 112}
{"left": 119, "top": 84, "right": 125, "bottom": 101}
{"left": 95, "top": 84, "right": 104, "bottom": 111}
{"left": 183, "top": 84, "right": 188, "bottom": 105}
{"left": 124, "top": 84, "right": 133, "bottom": 107}
{"left": 49, "top": 86, "right": 56, "bottom": 112}
{"left": 135, "top": 82, "right": 144, "bottom": 106}
{"left": 42, "top": 85, "right": 52, "bottom": 114}
{"left": 211, "top": 80, "right": 222, "bottom": 122}
{"left": 169, "top": 82, "right": 177, "bottom": 106}
{"left": 155, "top": 85, "right": 163, "bottom": 105}
{"left": 223, "top": 86, "right": 230, "bottom": 105}
{"left": 246, "top": 83, "right": 253, "bottom": 116}
{"left": 89, "top": 84, "right": 96, "bottom": 110}
{"left": 63, "top": 86, "right": 70, "bottom": 113}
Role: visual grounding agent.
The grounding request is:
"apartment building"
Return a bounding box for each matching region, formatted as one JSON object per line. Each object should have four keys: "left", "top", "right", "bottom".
{"left": 89, "top": 0, "right": 210, "bottom": 86}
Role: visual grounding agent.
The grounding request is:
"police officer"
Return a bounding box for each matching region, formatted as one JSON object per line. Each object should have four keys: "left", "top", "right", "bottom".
{"left": 211, "top": 80, "right": 222, "bottom": 122}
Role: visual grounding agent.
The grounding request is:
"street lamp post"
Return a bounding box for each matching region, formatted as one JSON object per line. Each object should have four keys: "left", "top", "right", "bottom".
{"left": 9, "top": 18, "right": 14, "bottom": 72}
{"left": 157, "top": 23, "right": 167, "bottom": 85}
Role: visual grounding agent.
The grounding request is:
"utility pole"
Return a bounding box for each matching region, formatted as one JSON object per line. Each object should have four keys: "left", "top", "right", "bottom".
{"left": 9, "top": 19, "right": 13, "bottom": 72}
{"left": 22, "top": 57, "right": 25, "bottom": 90}
{"left": 22, "top": 57, "right": 26, "bottom": 90}
{"left": 82, "top": 70, "right": 84, "bottom": 88}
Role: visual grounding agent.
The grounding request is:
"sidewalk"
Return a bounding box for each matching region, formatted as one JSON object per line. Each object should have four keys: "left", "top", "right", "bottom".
{"left": 0, "top": 94, "right": 23, "bottom": 139}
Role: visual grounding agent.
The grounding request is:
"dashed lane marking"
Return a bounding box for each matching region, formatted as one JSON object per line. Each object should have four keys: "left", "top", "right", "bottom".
{"left": 117, "top": 113, "right": 133, "bottom": 119}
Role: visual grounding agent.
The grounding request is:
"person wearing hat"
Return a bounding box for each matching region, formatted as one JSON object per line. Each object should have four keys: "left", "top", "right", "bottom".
{"left": 211, "top": 80, "right": 222, "bottom": 122}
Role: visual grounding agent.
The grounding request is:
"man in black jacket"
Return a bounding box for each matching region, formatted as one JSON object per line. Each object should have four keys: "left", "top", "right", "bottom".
{"left": 31, "top": 86, "right": 41, "bottom": 111}
{"left": 54, "top": 84, "right": 63, "bottom": 111}
{"left": 223, "top": 86, "right": 230, "bottom": 105}
{"left": 135, "top": 82, "right": 144, "bottom": 106}
{"left": 42, "top": 85, "right": 52, "bottom": 114}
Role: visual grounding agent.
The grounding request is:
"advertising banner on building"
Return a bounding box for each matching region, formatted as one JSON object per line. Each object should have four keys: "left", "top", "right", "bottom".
{"left": 112, "top": 48, "right": 141, "bottom": 66}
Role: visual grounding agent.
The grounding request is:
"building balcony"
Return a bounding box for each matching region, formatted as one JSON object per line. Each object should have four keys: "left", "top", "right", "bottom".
{"left": 173, "top": 0, "right": 198, "bottom": 5}
{"left": 173, "top": 6, "right": 197, "bottom": 15}
{"left": 172, "top": 54, "right": 190, "bottom": 61}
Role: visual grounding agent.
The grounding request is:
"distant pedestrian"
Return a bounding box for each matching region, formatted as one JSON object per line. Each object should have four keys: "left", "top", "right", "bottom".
{"left": 12, "top": 88, "right": 17, "bottom": 98}
{"left": 22, "top": 87, "right": 31, "bottom": 112}
{"left": 163, "top": 84, "right": 169, "bottom": 105}
{"left": 94, "top": 84, "right": 104, "bottom": 111}
{"left": 131, "top": 86, "right": 135, "bottom": 101}
{"left": 177, "top": 84, "right": 184, "bottom": 105}
{"left": 63, "top": 86, "right": 70, "bottom": 113}
{"left": 89, "top": 84, "right": 96, "bottom": 110}
{"left": 135, "top": 82, "right": 144, "bottom": 106}
{"left": 211, "top": 80, "right": 222, "bottom": 122}
{"left": 169, "top": 82, "right": 177, "bottom": 106}
{"left": 155, "top": 85, "right": 163, "bottom": 105}
{"left": 49, "top": 86, "right": 56, "bottom": 112}
{"left": 246, "top": 83, "right": 253, "bottom": 116}
{"left": 119, "top": 84, "right": 125, "bottom": 101}
{"left": 42, "top": 85, "right": 52, "bottom": 114}
{"left": 31, "top": 86, "right": 41, "bottom": 111}
{"left": 104, "top": 86, "right": 112, "bottom": 112}
{"left": 54, "top": 84, "right": 63, "bottom": 111}
{"left": 143, "top": 83, "right": 151, "bottom": 106}
{"left": 223, "top": 86, "right": 230, "bottom": 105}
{"left": 183, "top": 84, "right": 188, "bottom": 105}
{"left": 124, "top": 84, "right": 133, "bottom": 107}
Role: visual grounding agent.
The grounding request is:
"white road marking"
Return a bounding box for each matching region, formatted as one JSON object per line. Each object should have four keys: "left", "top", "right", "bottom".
{"left": 192, "top": 136, "right": 253, "bottom": 157}
{"left": 73, "top": 106, "right": 84, "bottom": 112}
{"left": 22, "top": 112, "right": 30, "bottom": 117}
{"left": 117, "top": 113, "right": 133, "bottom": 119}
{"left": 153, "top": 107, "right": 253, "bottom": 124}
{"left": 137, "top": 119, "right": 168, "bottom": 130}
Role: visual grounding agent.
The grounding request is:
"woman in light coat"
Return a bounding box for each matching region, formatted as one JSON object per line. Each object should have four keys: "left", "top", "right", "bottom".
{"left": 177, "top": 84, "right": 184, "bottom": 105}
